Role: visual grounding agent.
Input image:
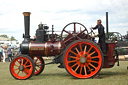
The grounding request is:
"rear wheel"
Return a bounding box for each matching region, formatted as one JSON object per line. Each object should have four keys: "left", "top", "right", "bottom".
{"left": 33, "top": 57, "right": 45, "bottom": 75}
{"left": 10, "top": 55, "right": 35, "bottom": 80}
{"left": 63, "top": 39, "right": 103, "bottom": 78}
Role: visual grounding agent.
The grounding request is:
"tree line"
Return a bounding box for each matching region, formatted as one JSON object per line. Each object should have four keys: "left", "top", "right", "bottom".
{"left": 0, "top": 34, "right": 16, "bottom": 40}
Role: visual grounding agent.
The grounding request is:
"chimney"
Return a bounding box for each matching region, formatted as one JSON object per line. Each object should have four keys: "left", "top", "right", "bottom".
{"left": 23, "top": 12, "right": 31, "bottom": 42}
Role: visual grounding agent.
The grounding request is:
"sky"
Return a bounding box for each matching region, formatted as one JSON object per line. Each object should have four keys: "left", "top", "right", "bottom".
{"left": 0, "top": 0, "right": 128, "bottom": 42}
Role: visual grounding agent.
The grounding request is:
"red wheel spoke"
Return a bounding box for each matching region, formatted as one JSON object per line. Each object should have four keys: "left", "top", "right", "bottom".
{"left": 63, "top": 30, "right": 73, "bottom": 36}
{"left": 68, "top": 60, "right": 77, "bottom": 63}
{"left": 91, "top": 60, "right": 98, "bottom": 63}
{"left": 88, "top": 51, "right": 96, "bottom": 57}
{"left": 21, "top": 71, "right": 23, "bottom": 77}
{"left": 35, "top": 58, "right": 39, "bottom": 63}
{"left": 17, "top": 60, "right": 21, "bottom": 65}
{"left": 71, "top": 62, "right": 78, "bottom": 68}
{"left": 91, "top": 56, "right": 99, "bottom": 59}
{"left": 25, "top": 65, "right": 31, "bottom": 68}
{"left": 35, "top": 68, "right": 38, "bottom": 72}
{"left": 14, "top": 68, "right": 19, "bottom": 71}
{"left": 89, "top": 63, "right": 96, "bottom": 69}
{"left": 86, "top": 65, "right": 92, "bottom": 72}
{"left": 87, "top": 46, "right": 92, "bottom": 53}
{"left": 77, "top": 28, "right": 87, "bottom": 36}
{"left": 79, "top": 44, "right": 83, "bottom": 52}
{"left": 36, "top": 64, "right": 43, "bottom": 67}
{"left": 90, "top": 51, "right": 96, "bottom": 55}
{"left": 74, "top": 64, "right": 80, "bottom": 72}
{"left": 75, "top": 47, "right": 81, "bottom": 56}
{"left": 23, "top": 70, "right": 28, "bottom": 75}
{"left": 84, "top": 45, "right": 87, "bottom": 54}
{"left": 73, "top": 23, "right": 76, "bottom": 33}
{"left": 24, "top": 60, "right": 28, "bottom": 65}
{"left": 14, "top": 64, "right": 19, "bottom": 67}
{"left": 36, "top": 65, "right": 41, "bottom": 68}
{"left": 21, "top": 59, "right": 24, "bottom": 65}
{"left": 79, "top": 65, "right": 83, "bottom": 74}
{"left": 76, "top": 36, "right": 81, "bottom": 40}
{"left": 69, "top": 56, "right": 78, "bottom": 59}
{"left": 17, "top": 70, "right": 20, "bottom": 75}
{"left": 70, "top": 51, "right": 77, "bottom": 56}
{"left": 64, "top": 36, "right": 73, "bottom": 44}
{"left": 84, "top": 65, "right": 87, "bottom": 75}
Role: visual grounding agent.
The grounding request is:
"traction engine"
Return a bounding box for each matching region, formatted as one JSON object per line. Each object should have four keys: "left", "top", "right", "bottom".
{"left": 9, "top": 12, "right": 119, "bottom": 80}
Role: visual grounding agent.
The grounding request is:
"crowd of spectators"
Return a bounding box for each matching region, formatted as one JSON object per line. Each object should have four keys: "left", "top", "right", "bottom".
{"left": 0, "top": 45, "right": 19, "bottom": 62}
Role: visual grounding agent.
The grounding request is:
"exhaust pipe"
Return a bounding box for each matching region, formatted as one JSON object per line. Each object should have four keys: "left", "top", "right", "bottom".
{"left": 106, "top": 12, "right": 109, "bottom": 40}
{"left": 23, "top": 12, "right": 31, "bottom": 42}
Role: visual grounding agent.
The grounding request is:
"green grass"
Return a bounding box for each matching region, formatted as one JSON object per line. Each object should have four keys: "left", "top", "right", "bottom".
{"left": 0, "top": 61, "right": 128, "bottom": 85}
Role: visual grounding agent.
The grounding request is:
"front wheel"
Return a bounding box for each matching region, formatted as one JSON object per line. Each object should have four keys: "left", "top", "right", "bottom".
{"left": 63, "top": 39, "right": 104, "bottom": 78}
{"left": 10, "top": 55, "right": 35, "bottom": 80}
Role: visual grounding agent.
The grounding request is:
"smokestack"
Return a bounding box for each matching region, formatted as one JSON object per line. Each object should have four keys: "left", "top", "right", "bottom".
{"left": 106, "top": 12, "right": 109, "bottom": 39}
{"left": 23, "top": 12, "right": 31, "bottom": 40}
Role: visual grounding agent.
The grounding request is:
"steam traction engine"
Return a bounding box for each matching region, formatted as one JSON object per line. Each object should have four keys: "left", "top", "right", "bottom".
{"left": 9, "top": 12, "right": 119, "bottom": 80}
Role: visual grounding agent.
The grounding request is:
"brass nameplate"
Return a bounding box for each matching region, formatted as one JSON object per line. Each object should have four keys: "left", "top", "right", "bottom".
{"left": 30, "top": 47, "right": 44, "bottom": 50}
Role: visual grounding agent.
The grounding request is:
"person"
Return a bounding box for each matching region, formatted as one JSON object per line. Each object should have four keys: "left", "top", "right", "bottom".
{"left": 92, "top": 19, "right": 106, "bottom": 54}
{"left": 18, "top": 47, "right": 21, "bottom": 55}
{"left": 0, "top": 46, "right": 3, "bottom": 62}
{"left": 7, "top": 46, "right": 12, "bottom": 62}
{"left": 11, "top": 48, "right": 15, "bottom": 59}
{"left": 3, "top": 47, "right": 6, "bottom": 62}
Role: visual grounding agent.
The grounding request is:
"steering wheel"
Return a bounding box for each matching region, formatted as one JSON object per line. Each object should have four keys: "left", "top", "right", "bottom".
{"left": 89, "top": 27, "right": 96, "bottom": 37}
{"left": 60, "top": 22, "right": 89, "bottom": 47}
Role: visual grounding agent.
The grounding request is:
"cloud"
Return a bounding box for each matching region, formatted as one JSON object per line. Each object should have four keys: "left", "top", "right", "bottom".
{"left": 0, "top": 0, "right": 128, "bottom": 42}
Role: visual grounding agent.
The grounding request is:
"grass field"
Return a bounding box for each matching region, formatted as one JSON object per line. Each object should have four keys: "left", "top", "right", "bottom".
{"left": 0, "top": 60, "right": 128, "bottom": 85}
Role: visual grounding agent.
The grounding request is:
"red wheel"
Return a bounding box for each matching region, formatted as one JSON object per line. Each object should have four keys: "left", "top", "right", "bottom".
{"left": 33, "top": 57, "right": 45, "bottom": 75}
{"left": 63, "top": 39, "right": 103, "bottom": 78}
{"left": 61, "top": 22, "right": 89, "bottom": 46}
{"left": 10, "top": 55, "right": 35, "bottom": 80}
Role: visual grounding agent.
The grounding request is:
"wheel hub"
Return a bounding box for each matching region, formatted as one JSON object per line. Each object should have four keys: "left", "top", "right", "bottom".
{"left": 79, "top": 57, "right": 86, "bottom": 63}
{"left": 73, "top": 33, "right": 77, "bottom": 38}
{"left": 19, "top": 65, "right": 24, "bottom": 71}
